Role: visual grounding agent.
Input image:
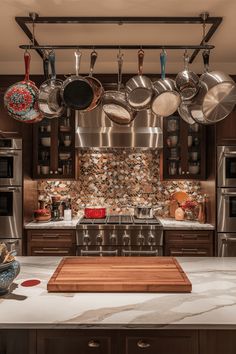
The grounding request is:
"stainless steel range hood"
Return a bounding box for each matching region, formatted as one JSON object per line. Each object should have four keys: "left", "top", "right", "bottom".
{"left": 75, "top": 106, "right": 163, "bottom": 148}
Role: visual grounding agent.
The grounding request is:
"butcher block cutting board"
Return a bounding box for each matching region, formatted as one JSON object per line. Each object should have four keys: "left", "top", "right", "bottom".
{"left": 47, "top": 257, "right": 192, "bottom": 293}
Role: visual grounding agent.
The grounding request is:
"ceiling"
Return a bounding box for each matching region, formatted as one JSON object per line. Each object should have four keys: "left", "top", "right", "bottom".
{"left": 0, "top": 0, "right": 236, "bottom": 75}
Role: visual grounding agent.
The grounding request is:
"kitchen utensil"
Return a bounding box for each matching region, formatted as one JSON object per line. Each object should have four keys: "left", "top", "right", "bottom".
{"left": 178, "top": 101, "right": 195, "bottom": 125}
{"left": 175, "top": 50, "right": 199, "bottom": 100}
{"left": 4, "top": 51, "right": 42, "bottom": 123}
{"left": 38, "top": 50, "right": 64, "bottom": 118}
{"left": 84, "top": 207, "right": 106, "bottom": 219}
{"left": 61, "top": 50, "right": 94, "bottom": 110}
{"left": 47, "top": 257, "right": 192, "bottom": 293}
{"left": 171, "top": 191, "right": 189, "bottom": 204}
{"left": 134, "top": 206, "right": 153, "bottom": 219}
{"left": 125, "top": 49, "right": 153, "bottom": 110}
{"left": 189, "top": 50, "right": 236, "bottom": 125}
{"left": 83, "top": 50, "right": 104, "bottom": 112}
{"left": 102, "top": 52, "right": 137, "bottom": 125}
{"left": 152, "top": 50, "right": 181, "bottom": 117}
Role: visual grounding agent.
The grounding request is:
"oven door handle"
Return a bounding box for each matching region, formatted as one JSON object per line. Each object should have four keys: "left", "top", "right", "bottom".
{"left": 81, "top": 249, "right": 118, "bottom": 256}
{"left": 122, "top": 249, "right": 159, "bottom": 256}
{"left": 221, "top": 192, "right": 236, "bottom": 197}
{"left": 0, "top": 187, "right": 18, "bottom": 192}
{"left": 223, "top": 152, "right": 236, "bottom": 157}
{"left": 222, "top": 238, "right": 236, "bottom": 242}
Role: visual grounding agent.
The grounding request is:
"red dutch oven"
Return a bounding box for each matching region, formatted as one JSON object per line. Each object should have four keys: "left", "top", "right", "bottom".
{"left": 84, "top": 207, "right": 106, "bottom": 219}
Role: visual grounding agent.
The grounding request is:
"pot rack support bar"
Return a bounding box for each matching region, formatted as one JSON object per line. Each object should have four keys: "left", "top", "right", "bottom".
{"left": 15, "top": 15, "right": 222, "bottom": 62}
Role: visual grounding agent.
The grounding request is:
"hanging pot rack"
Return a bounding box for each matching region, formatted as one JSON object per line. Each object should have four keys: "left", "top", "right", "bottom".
{"left": 16, "top": 13, "right": 222, "bottom": 63}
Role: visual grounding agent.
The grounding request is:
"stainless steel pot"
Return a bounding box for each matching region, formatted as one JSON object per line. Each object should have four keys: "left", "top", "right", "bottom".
{"left": 152, "top": 50, "right": 181, "bottom": 117}
{"left": 125, "top": 49, "right": 153, "bottom": 111}
{"left": 175, "top": 51, "right": 199, "bottom": 101}
{"left": 134, "top": 206, "right": 153, "bottom": 219}
{"left": 189, "top": 50, "right": 236, "bottom": 125}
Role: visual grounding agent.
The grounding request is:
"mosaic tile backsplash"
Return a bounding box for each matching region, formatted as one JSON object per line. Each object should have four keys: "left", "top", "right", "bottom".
{"left": 37, "top": 149, "right": 201, "bottom": 217}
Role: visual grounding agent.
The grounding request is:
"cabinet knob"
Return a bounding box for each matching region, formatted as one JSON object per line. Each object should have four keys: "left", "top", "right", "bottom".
{"left": 54, "top": 170, "right": 58, "bottom": 174}
{"left": 88, "top": 339, "right": 100, "bottom": 348}
{"left": 186, "top": 171, "right": 190, "bottom": 175}
{"left": 50, "top": 170, "right": 53, "bottom": 174}
{"left": 182, "top": 171, "right": 185, "bottom": 175}
{"left": 137, "top": 340, "right": 151, "bottom": 349}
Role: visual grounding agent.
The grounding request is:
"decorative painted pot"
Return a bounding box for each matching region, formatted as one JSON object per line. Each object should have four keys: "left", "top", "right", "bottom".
{"left": 0, "top": 261, "right": 20, "bottom": 296}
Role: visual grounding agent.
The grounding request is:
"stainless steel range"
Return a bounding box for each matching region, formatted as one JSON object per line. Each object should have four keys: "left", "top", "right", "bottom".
{"left": 76, "top": 215, "right": 163, "bottom": 256}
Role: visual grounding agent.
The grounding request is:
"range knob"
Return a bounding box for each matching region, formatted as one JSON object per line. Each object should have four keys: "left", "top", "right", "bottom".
{"left": 110, "top": 232, "right": 117, "bottom": 245}
{"left": 96, "top": 232, "right": 103, "bottom": 245}
{"left": 122, "top": 231, "right": 130, "bottom": 245}
{"left": 148, "top": 231, "right": 155, "bottom": 245}
{"left": 137, "top": 232, "right": 145, "bottom": 246}
{"left": 83, "top": 230, "right": 90, "bottom": 245}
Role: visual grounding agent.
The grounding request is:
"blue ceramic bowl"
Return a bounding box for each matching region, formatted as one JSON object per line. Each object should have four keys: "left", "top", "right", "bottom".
{"left": 0, "top": 261, "right": 20, "bottom": 295}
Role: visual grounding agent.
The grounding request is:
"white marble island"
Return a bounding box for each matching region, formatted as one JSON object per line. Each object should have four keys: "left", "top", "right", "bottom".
{"left": 0, "top": 257, "right": 235, "bottom": 329}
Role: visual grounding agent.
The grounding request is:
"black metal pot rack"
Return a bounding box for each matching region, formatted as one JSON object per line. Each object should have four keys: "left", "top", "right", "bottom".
{"left": 16, "top": 14, "right": 222, "bottom": 63}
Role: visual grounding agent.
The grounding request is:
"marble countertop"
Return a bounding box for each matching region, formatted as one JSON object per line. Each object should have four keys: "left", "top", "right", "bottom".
{"left": 24, "top": 218, "right": 215, "bottom": 230}
{"left": 0, "top": 256, "right": 235, "bottom": 329}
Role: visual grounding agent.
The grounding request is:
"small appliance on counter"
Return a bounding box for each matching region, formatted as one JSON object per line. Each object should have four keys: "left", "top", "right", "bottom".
{"left": 51, "top": 195, "right": 62, "bottom": 221}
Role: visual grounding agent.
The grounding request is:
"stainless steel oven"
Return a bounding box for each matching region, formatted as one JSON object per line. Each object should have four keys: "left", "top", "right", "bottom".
{"left": 0, "top": 138, "right": 22, "bottom": 186}
{"left": 217, "top": 146, "right": 236, "bottom": 187}
{"left": 0, "top": 186, "right": 22, "bottom": 239}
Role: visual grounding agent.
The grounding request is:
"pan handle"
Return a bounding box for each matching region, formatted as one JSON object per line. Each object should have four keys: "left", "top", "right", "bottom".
{"left": 24, "top": 51, "right": 31, "bottom": 82}
{"left": 160, "top": 49, "right": 166, "bottom": 80}
{"left": 117, "top": 51, "right": 124, "bottom": 91}
{"left": 202, "top": 50, "right": 210, "bottom": 73}
{"left": 49, "top": 50, "right": 56, "bottom": 80}
{"left": 138, "top": 49, "right": 144, "bottom": 75}
{"left": 75, "top": 49, "right": 82, "bottom": 76}
{"left": 89, "top": 50, "right": 97, "bottom": 77}
{"left": 183, "top": 50, "right": 189, "bottom": 71}
{"left": 43, "top": 51, "right": 49, "bottom": 80}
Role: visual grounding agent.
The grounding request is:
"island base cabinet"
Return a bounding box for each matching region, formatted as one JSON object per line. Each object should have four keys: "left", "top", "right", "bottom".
{"left": 200, "top": 330, "right": 236, "bottom": 354}
{"left": 0, "top": 330, "right": 36, "bottom": 354}
{"left": 124, "top": 330, "right": 198, "bottom": 354}
{"left": 37, "top": 330, "right": 114, "bottom": 354}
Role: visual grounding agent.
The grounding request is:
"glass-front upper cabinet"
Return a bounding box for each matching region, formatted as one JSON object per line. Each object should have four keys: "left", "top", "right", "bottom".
{"left": 162, "top": 115, "right": 206, "bottom": 180}
{"left": 33, "top": 109, "right": 77, "bottom": 179}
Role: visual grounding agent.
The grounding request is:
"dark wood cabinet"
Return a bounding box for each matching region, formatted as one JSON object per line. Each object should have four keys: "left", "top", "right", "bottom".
{"left": 0, "top": 330, "right": 36, "bottom": 354}
{"left": 216, "top": 110, "right": 236, "bottom": 145}
{"left": 33, "top": 109, "right": 78, "bottom": 179}
{"left": 124, "top": 330, "right": 198, "bottom": 354}
{"left": 161, "top": 115, "right": 206, "bottom": 180}
{"left": 164, "top": 230, "right": 214, "bottom": 256}
{"left": 37, "top": 330, "right": 114, "bottom": 354}
{"left": 199, "top": 330, "right": 236, "bottom": 354}
{"left": 27, "top": 229, "right": 76, "bottom": 256}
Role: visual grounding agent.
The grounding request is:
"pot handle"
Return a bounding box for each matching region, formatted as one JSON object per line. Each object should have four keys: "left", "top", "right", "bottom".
{"left": 202, "top": 50, "right": 210, "bottom": 73}
{"left": 24, "top": 51, "right": 31, "bottom": 82}
{"left": 117, "top": 51, "right": 124, "bottom": 91}
{"left": 138, "top": 49, "right": 144, "bottom": 75}
{"left": 160, "top": 49, "right": 166, "bottom": 80}
{"left": 74, "top": 49, "right": 82, "bottom": 76}
{"left": 49, "top": 50, "right": 56, "bottom": 80}
{"left": 43, "top": 51, "right": 49, "bottom": 80}
{"left": 89, "top": 50, "right": 97, "bottom": 77}
{"left": 183, "top": 50, "right": 189, "bottom": 71}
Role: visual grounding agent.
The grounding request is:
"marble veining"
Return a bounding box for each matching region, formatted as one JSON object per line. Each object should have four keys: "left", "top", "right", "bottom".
{"left": 0, "top": 257, "right": 235, "bottom": 329}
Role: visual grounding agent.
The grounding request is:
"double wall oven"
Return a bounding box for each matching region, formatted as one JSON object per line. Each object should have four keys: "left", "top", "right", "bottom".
{"left": 0, "top": 138, "right": 22, "bottom": 255}
{"left": 217, "top": 146, "right": 236, "bottom": 256}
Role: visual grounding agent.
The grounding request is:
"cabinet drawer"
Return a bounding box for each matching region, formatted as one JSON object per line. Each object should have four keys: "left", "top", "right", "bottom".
{"left": 125, "top": 331, "right": 198, "bottom": 354}
{"left": 27, "top": 229, "right": 75, "bottom": 246}
{"left": 30, "top": 246, "right": 75, "bottom": 256}
{"left": 37, "top": 330, "right": 112, "bottom": 354}
{"left": 165, "top": 244, "right": 212, "bottom": 257}
{"left": 165, "top": 230, "right": 213, "bottom": 243}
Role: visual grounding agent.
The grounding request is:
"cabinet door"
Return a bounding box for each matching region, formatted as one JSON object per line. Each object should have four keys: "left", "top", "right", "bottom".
{"left": 0, "top": 330, "right": 36, "bottom": 354}
{"left": 165, "top": 244, "right": 212, "bottom": 256}
{"left": 125, "top": 330, "right": 198, "bottom": 354}
{"left": 37, "top": 330, "right": 112, "bottom": 354}
{"left": 200, "top": 330, "right": 236, "bottom": 354}
{"left": 162, "top": 115, "right": 206, "bottom": 180}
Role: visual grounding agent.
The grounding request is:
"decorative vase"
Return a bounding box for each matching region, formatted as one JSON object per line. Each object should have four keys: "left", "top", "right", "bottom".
{"left": 185, "top": 209, "right": 194, "bottom": 220}
{"left": 0, "top": 261, "right": 20, "bottom": 296}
